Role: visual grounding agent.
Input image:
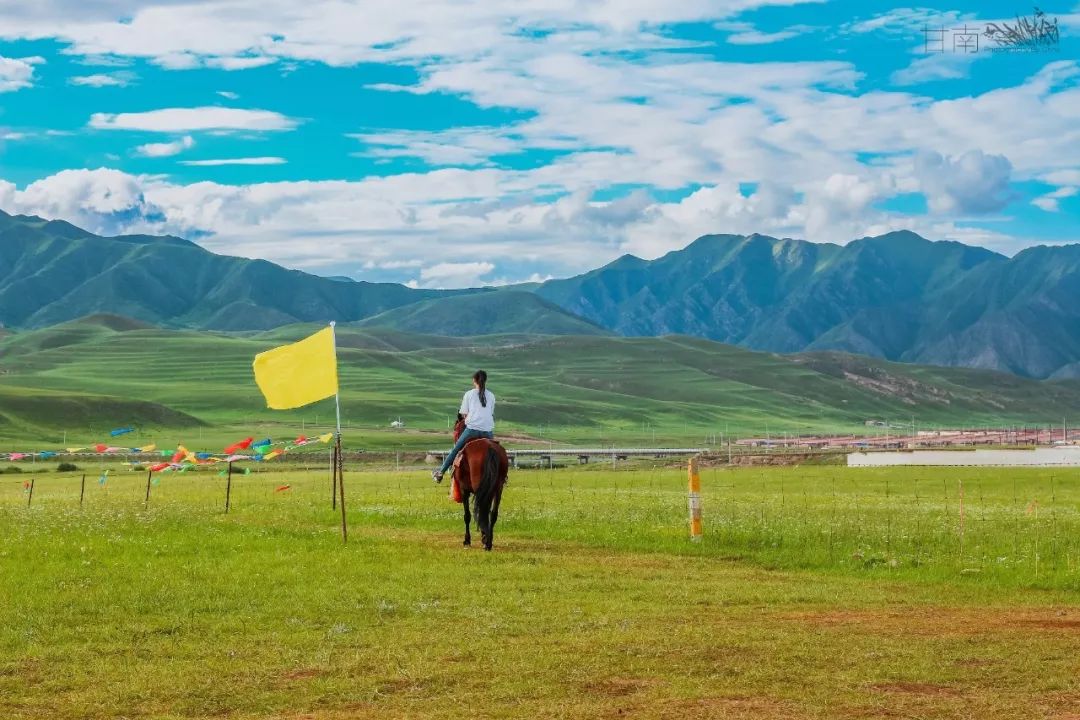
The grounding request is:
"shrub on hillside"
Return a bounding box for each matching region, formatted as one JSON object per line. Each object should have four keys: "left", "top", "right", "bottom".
{"left": 0, "top": 465, "right": 22, "bottom": 474}
{"left": 57, "top": 462, "right": 78, "bottom": 472}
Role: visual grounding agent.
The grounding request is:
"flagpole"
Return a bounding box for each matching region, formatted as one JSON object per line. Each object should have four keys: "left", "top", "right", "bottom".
{"left": 330, "top": 321, "right": 340, "bottom": 509}
{"left": 330, "top": 321, "right": 347, "bottom": 544}
{"left": 330, "top": 321, "right": 342, "bottom": 435}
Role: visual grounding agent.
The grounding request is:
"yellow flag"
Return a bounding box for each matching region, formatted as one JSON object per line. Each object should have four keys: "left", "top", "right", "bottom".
{"left": 253, "top": 327, "right": 339, "bottom": 410}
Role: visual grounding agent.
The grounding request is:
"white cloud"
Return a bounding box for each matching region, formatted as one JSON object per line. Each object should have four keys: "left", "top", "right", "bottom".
{"left": 418, "top": 261, "right": 496, "bottom": 287}
{"left": 352, "top": 127, "right": 523, "bottom": 167}
{"left": 843, "top": 8, "right": 967, "bottom": 35}
{"left": 717, "top": 22, "right": 814, "bottom": 45}
{"left": 179, "top": 156, "right": 286, "bottom": 166}
{"left": 206, "top": 56, "right": 276, "bottom": 70}
{"left": 363, "top": 259, "right": 423, "bottom": 270}
{"left": 891, "top": 53, "right": 977, "bottom": 86}
{"left": 69, "top": 72, "right": 132, "bottom": 87}
{"left": 135, "top": 135, "right": 195, "bottom": 157}
{"left": 914, "top": 150, "right": 1014, "bottom": 214}
{"left": 89, "top": 107, "right": 298, "bottom": 132}
{"left": 1042, "top": 169, "right": 1080, "bottom": 186}
{"left": 727, "top": 28, "right": 802, "bottom": 44}
{"left": 0, "top": 55, "right": 43, "bottom": 92}
{"left": 1032, "top": 186, "right": 1077, "bottom": 212}
{"left": 0, "top": 2, "right": 821, "bottom": 70}
{"left": 216, "top": 90, "right": 239, "bottom": 99}
{"left": 74, "top": 54, "right": 133, "bottom": 68}
{"left": 0, "top": 168, "right": 163, "bottom": 235}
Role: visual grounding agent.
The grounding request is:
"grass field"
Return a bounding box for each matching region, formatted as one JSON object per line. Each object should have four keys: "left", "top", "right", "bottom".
{"left": 2, "top": 464, "right": 1078, "bottom": 719}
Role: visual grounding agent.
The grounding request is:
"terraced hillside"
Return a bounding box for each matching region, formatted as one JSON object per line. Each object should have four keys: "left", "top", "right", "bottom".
{"left": 1, "top": 316, "right": 1078, "bottom": 448}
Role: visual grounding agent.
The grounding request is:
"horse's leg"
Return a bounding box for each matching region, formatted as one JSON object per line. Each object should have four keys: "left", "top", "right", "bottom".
{"left": 489, "top": 482, "right": 503, "bottom": 549}
{"left": 476, "top": 498, "right": 491, "bottom": 551}
{"left": 468, "top": 451, "right": 491, "bottom": 548}
{"left": 462, "top": 489, "right": 472, "bottom": 547}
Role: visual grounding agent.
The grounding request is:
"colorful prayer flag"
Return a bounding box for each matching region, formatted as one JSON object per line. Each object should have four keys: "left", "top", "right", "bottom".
{"left": 252, "top": 327, "right": 338, "bottom": 410}
{"left": 224, "top": 437, "right": 254, "bottom": 454}
{"left": 110, "top": 427, "right": 134, "bottom": 437}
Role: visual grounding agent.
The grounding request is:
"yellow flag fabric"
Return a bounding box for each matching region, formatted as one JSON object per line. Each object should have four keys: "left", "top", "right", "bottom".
{"left": 253, "top": 327, "right": 339, "bottom": 410}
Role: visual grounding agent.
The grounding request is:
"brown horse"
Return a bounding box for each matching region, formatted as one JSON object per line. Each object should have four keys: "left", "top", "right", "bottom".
{"left": 450, "top": 416, "right": 509, "bottom": 551}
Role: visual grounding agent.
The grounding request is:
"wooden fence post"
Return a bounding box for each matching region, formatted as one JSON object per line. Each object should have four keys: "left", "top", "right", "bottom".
{"left": 225, "top": 462, "right": 233, "bottom": 513}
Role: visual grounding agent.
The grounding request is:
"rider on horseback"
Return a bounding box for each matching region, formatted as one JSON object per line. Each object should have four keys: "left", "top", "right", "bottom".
{"left": 432, "top": 369, "right": 495, "bottom": 484}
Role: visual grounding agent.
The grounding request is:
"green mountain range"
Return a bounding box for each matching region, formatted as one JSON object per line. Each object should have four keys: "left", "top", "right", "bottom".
{"left": 357, "top": 291, "right": 610, "bottom": 337}
{"left": 0, "top": 210, "right": 456, "bottom": 330}
{"left": 3, "top": 210, "right": 1080, "bottom": 378}
{"left": 534, "top": 232, "right": 1080, "bottom": 379}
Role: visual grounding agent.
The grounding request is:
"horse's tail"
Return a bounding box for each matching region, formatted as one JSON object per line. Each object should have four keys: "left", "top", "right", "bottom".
{"left": 473, "top": 445, "right": 500, "bottom": 522}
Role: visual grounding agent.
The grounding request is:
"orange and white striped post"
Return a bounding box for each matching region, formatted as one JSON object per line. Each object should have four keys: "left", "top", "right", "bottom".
{"left": 688, "top": 456, "right": 703, "bottom": 542}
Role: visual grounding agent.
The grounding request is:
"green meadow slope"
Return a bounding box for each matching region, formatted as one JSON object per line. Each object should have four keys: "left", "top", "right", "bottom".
{"left": 2, "top": 316, "right": 1079, "bottom": 447}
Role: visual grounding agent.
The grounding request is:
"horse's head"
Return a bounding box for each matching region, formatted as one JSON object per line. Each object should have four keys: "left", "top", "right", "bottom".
{"left": 453, "top": 413, "right": 466, "bottom": 442}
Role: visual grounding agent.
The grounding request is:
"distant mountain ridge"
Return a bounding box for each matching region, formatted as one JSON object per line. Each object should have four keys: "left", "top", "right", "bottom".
{"left": 0, "top": 210, "right": 464, "bottom": 330}
{"left": 533, "top": 231, "right": 1080, "bottom": 379}
{"left": 357, "top": 291, "right": 611, "bottom": 337}
{"left": 3, "top": 209, "right": 1080, "bottom": 378}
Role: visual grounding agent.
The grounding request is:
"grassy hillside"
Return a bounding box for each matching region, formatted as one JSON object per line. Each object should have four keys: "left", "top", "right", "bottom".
{"left": 2, "top": 317, "right": 1079, "bottom": 449}
{"left": 0, "top": 385, "right": 201, "bottom": 436}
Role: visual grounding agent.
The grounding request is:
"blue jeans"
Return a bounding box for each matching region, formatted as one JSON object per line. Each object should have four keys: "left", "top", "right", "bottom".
{"left": 440, "top": 428, "right": 494, "bottom": 473}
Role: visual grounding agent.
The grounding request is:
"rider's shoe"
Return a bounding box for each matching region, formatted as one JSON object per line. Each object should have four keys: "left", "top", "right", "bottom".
{"left": 431, "top": 469, "right": 444, "bottom": 484}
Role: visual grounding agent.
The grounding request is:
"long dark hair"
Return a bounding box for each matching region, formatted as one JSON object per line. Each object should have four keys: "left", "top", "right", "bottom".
{"left": 473, "top": 369, "right": 488, "bottom": 407}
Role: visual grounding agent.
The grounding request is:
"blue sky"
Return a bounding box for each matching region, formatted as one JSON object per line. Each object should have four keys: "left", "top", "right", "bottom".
{"left": 0, "top": 1, "right": 1077, "bottom": 287}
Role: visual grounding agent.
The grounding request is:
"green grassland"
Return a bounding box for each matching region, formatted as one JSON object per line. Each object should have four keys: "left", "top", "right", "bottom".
{"left": 2, "top": 316, "right": 1079, "bottom": 450}
{"left": 1, "top": 464, "right": 1077, "bottom": 719}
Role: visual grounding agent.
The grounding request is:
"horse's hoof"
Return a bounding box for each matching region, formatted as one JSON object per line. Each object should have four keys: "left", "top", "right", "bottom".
{"left": 463, "top": 541, "right": 471, "bottom": 547}
{"left": 484, "top": 545, "right": 492, "bottom": 552}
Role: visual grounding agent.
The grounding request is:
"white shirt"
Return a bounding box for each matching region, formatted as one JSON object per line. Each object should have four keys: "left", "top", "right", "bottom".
{"left": 460, "top": 388, "right": 495, "bottom": 432}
